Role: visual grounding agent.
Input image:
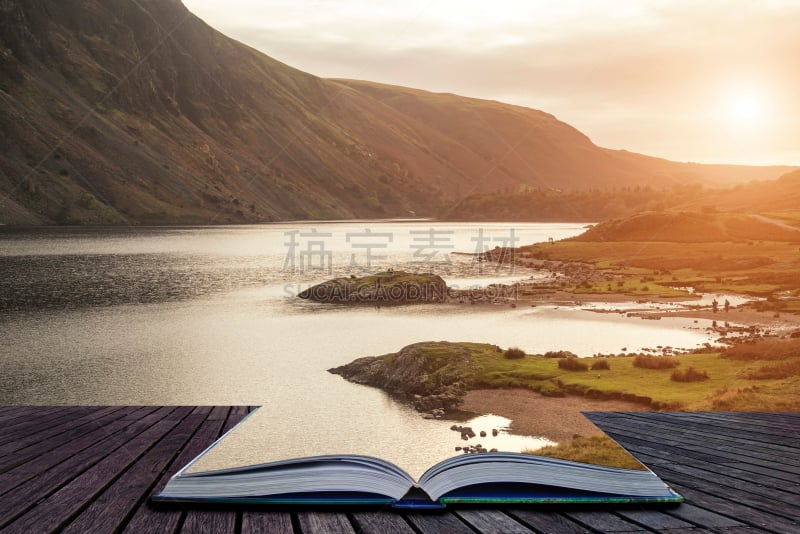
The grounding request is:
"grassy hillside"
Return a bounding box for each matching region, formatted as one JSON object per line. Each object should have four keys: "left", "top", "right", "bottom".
{"left": 0, "top": 0, "right": 793, "bottom": 225}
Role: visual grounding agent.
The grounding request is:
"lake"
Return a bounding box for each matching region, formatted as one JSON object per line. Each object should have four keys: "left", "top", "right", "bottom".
{"left": 0, "top": 222, "right": 722, "bottom": 468}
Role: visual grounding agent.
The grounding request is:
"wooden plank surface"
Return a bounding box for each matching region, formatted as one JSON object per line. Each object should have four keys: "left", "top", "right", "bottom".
{"left": 0, "top": 408, "right": 796, "bottom": 534}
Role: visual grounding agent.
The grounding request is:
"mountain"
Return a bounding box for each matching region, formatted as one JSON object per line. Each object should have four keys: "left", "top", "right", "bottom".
{"left": 0, "top": 0, "right": 794, "bottom": 225}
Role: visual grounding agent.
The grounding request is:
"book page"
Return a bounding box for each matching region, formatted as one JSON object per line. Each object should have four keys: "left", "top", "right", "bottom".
{"left": 188, "top": 408, "right": 547, "bottom": 480}
{"left": 186, "top": 405, "right": 646, "bottom": 481}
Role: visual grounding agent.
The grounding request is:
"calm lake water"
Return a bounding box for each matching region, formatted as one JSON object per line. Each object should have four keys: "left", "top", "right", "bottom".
{"left": 0, "top": 222, "right": 723, "bottom": 463}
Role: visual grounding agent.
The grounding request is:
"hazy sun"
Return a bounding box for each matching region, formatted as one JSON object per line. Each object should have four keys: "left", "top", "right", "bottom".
{"left": 730, "top": 93, "right": 761, "bottom": 121}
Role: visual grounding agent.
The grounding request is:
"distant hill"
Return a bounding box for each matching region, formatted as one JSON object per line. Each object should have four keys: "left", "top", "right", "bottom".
{"left": 444, "top": 170, "right": 800, "bottom": 223}
{"left": 0, "top": 0, "right": 794, "bottom": 225}
{"left": 573, "top": 210, "right": 800, "bottom": 243}
{"left": 676, "top": 170, "right": 800, "bottom": 214}
{"left": 442, "top": 186, "right": 688, "bottom": 222}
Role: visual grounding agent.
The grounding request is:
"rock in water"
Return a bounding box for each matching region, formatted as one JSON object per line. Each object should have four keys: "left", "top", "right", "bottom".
{"left": 298, "top": 271, "right": 447, "bottom": 304}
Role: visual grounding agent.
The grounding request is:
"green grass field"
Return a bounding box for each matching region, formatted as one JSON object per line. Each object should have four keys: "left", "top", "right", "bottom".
{"left": 401, "top": 339, "right": 800, "bottom": 411}
{"left": 520, "top": 239, "right": 800, "bottom": 299}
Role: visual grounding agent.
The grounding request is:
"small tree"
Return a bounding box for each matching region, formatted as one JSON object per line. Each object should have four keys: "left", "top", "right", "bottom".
{"left": 591, "top": 360, "right": 610, "bottom": 371}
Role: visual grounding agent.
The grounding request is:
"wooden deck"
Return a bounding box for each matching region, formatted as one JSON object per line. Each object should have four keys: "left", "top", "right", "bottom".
{"left": 0, "top": 408, "right": 797, "bottom": 533}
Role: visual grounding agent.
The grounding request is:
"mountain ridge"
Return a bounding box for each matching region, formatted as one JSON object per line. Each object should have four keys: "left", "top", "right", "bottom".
{"left": 0, "top": 0, "right": 794, "bottom": 225}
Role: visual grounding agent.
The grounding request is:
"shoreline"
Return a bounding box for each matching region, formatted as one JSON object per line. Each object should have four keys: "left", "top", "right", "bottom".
{"left": 446, "top": 286, "right": 800, "bottom": 333}
{"left": 459, "top": 389, "right": 650, "bottom": 442}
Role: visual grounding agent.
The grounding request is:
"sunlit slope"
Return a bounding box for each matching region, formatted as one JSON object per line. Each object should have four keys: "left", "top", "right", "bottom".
{"left": 573, "top": 211, "right": 800, "bottom": 243}
{"left": 341, "top": 80, "right": 795, "bottom": 191}
{"left": 675, "top": 170, "right": 800, "bottom": 230}
{"left": 0, "top": 0, "right": 793, "bottom": 224}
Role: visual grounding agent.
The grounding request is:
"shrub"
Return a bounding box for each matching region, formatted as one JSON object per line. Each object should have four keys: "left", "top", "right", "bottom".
{"left": 741, "top": 360, "right": 800, "bottom": 380}
{"left": 670, "top": 367, "right": 709, "bottom": 382}
{"left": 79, "top": 192, "right": 96, "bottom": 210}
{"left": 633, "top": 355, "right": 679, "bottom": 369}
{"left": 721, "top": 338, "right": 800, "bottom": 361}
{"left": 504, "top": 347, "right": 526, "bottom": 360}
{"left": 543, "top": 350, "right": 578, "bottom": 359}
{"left": 590, "top": 360, "right": 611, "bottom": 371}
{"left": 558, "top": 358, "right": 589, "bottom": 372}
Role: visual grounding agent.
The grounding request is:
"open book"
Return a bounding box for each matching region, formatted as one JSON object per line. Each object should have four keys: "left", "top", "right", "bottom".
{"left": 154, "top": 408, "right": 682, "bottom": 508}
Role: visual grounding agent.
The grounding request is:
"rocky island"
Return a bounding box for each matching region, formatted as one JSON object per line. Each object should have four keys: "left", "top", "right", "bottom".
{"left": 298, "top": 271, "right": 447, "bottom": 304}
{"left": 329, "top": 342, "right": 477, "bottom": 412}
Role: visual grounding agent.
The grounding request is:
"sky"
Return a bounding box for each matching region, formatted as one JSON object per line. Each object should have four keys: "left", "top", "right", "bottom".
{"left": 182, "top": 0, "right": 800, "bottom": 166}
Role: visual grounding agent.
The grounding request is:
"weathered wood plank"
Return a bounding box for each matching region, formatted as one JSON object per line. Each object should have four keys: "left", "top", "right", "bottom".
{"left": 617, "top": 412, "right": 799, "bottom": 451}
{"left": 122, "top": 407, "right": 239, "bottom": 534}
{"left": 3, "top": 406, "right": 187, "bottom": 533}
{"left": 609, "top": 441, "right": 800, "bottom": 508}
{"left": 625, "top": 413, "right": 800, "bottom": 459}
{"left": 590, "top": 415, "right": 800, "bottom": 468}
{"left": 658, "top": 481, "right": 800, "bottom": 534}
{"left": 593, "top": 420, "right": 800, "bottom": 479}
{"left": 564, "top": 510, "right": 650, "bottom": 533}
{"left": 297, "top": 511, "right": 355, "bottom": 534}
{"left": 706, "top": 528, "right": 773, "bottom": 534}
{"left": 351, "top": 510, "right": 416, "bottom": 534}
{"left": 221, "top": 405, "right": 249, "bottom": 434}
{"left": 660, "top": 503, "right": 745, "bottom": 529}
{"left": 670, "top": 411, "right": 800, "bottom": 433}
{"left": 179, "top": 407, "right": 245, "bottom": 533}
{"left": 180, "top": 510, "right": 236, "bottom": 534}
{"left": 241, "top": 511, "right": 294, "bottom": 534}
{"left": 0, "top": 407, "right": 135, "bottom": 472}
{"left": 0, "top": 406, "right": 126, "bottom": 463}
{"left": 507, "top": 509, "right": 592, "bottom": 534}
{"left": 208, "top": 405, "right": 231, "bottom": 422}
{"left": 455, "top": 509, "right": 534, "bottom": 533}
{"left": 2, "top": 408, "right": 798, "bottom": 534}
{"left": 614, "top": 509, "right": 695, "bottom": 531}
{"left": 640, "top": 411, "right": 800, "bottom": 436}
{"left": 0, "top": 407, "right": 87, "bottom": 451}
{"left": 0, "top": 406, "right": 163, "bottom": 528}
{"left": 592, "top": 429, "right": 800, "bottom": 497}
{"left": 60, "top": 407, "right": 214, "bottom": 534}
{"left": 626, "top": 455, "right": 800, "bottom": 523}
{"left": 404, "top": 511, "right": 475, "bottom": 534}
{"left": 589, "top": 417, "right": 800, "bottom": 474}
{"left": 0, "top": 406, "right": 146, "bottom": 496}
{"left": 0, "top": 406, "right": 78, "bottom": 439}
